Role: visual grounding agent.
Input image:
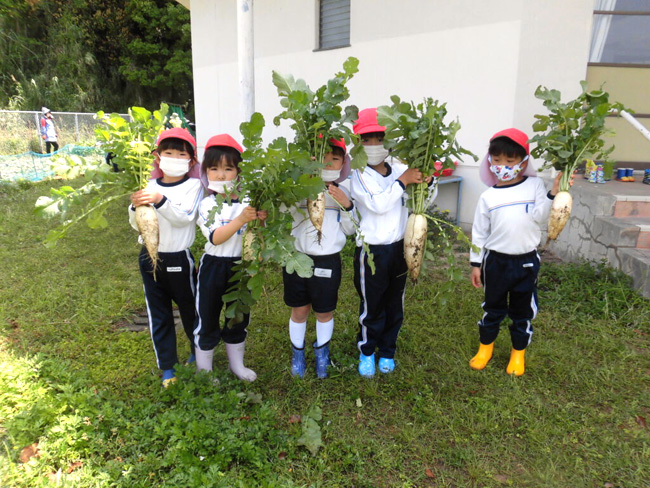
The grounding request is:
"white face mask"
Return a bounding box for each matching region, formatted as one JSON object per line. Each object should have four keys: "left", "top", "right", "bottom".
{"left": 488, "top": 155, "right": 528, "bottom": 182}
{"left": 321, "top": 168, "right": 341, "bottom": 182}
{"left": 363, "top": 145, "right": 389, "bottom": 166}
{"left": 159, "top": 156, "right": 191, "bottom": 177}
{"left": 208, "top": 179, "right": 235, "bottom": 194}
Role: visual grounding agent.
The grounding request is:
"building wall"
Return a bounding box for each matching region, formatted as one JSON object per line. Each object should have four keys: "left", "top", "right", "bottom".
{"left": 586, "top": 66, "right": 650, "bottom": 166}
{"left": 189, "top": 0, "right": 594, "bottom": 228}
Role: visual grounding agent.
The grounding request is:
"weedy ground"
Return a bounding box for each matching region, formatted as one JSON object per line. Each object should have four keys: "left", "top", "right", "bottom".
{"left": 0, "top": 179, "right": 648, "bottom": 488}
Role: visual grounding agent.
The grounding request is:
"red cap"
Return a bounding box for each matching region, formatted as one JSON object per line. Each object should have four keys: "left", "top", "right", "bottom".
{"left": 490, "top": 128, "right": 530, "bottom": 155}
{"left": 156, "top": 127, "right": 196, "bottom": 149}
{"left": 328, "top": 137, "right": 347, "bottom": 154}
{"left": 205, "top": 134, "right": 243, "bottom": 154}
{"left": 353, "top": 108, "right": 386, "bottom": 135}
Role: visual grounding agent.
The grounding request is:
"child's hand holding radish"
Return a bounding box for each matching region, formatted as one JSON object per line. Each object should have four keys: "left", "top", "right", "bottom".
{"left": 549, "top": 170, "right": 576, "bottom": 197}
{"left": 236, "top": 206, "right": 259, "bottom": 225}
{"left": 130, "top": 188, "right": 163, "bottom": 207}
{"left": 326, "top": 183, "right": 351, "bottom": 209}
{"left": 397, "top": 168, "right": 425, "bottom": 186}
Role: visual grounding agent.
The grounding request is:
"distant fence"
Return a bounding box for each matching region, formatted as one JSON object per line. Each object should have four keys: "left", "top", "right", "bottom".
{"left": 0, "top": 144, "right": 103, "bottom": 182}
{"left": 0, "top": 110, "right": 130, "bottom": 155}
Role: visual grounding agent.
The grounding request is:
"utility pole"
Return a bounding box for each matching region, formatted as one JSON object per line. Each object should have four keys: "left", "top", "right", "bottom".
{"left": 237, "top": 0, "right": 255, "bottom": 123}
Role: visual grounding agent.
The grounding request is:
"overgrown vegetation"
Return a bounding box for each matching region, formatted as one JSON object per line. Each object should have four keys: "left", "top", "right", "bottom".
{"left": 0, "top": 0, "right": 192, "bottom": 114}
{"left": 1, "top": 179, "right": 648, "bottom": 487}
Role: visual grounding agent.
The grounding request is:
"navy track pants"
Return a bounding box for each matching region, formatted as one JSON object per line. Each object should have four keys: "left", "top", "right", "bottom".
{"left": 354, "top": 240, "right": 407, "bottom": 359}
{"left": 194, "top": 254, "right": 249, "bottom": 350}
{"left": 479, "top": 250, "right": 540, "bottom": 350}
{"left": 139, "top": 248, "right": 197, "bottom": 370}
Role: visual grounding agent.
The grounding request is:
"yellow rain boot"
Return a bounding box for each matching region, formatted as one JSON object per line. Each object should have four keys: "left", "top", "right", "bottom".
{"left": 469, "top": 342, "right": 494, "bottom": 370}
{"left": 506, "top": 349, "right": 526, "bottom": 376}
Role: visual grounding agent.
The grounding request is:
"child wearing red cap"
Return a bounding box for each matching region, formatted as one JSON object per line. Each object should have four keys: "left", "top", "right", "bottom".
{"left": 129, "top": 128, "right": 204, "bottom": 387}
{"left": 284, "top": 138, "right": 356, "bottom": 379}
{"left": 194, "top": 134, "right": 266, "bottom": 382}
{"left": 469, "top": 128, "right": 564, "bottom": 376}
{"left": 350, "top": 108, "right": 435, "bottom": 377}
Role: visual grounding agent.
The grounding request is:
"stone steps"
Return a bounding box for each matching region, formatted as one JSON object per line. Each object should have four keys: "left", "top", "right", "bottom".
{"left": 618, "top": 248, "right": 650, "bottom": 298}
{"left": 548, "top": 178, "right": 650, "bottom": 298}
{"left": 613, "top": 196, "right": 650, "bottom": 218}
{"left": 592, "top": 216, "right": 650, "bottom": 249}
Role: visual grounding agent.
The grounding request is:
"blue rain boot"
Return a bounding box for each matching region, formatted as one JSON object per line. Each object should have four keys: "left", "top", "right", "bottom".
{"left": 291, "top": 344, "right": 306, "bottom": 378}
{"left": 378, "top": 357, "right": 395, "bottom": 374}
{"left": 162, "top": 368, "right": 176, "bottom": 388}
{"left": 358, "top": 352, "right": 375, "bottom": 378}
{"left": 313, "top": 341, "right": 330, "bottom": 379}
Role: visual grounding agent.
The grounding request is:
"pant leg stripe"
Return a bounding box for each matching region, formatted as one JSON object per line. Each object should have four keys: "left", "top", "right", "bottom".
{"left": 357, "top": 247, "right": 369, "bottom": 352}
{"left": 143, "top": 285, "right": 162, "bottom": 368}
{"left": 184, "top": 249, "right": 196, "bottom": 296}
{"left": 193, "top": 254, "right": 205, "bottom": 349}
{"left": 525, "top": 320, "right": 533, "bottom": 346}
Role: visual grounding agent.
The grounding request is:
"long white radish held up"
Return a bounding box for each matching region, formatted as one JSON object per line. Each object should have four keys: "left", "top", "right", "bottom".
{"left": 242, "top": 227, "right": 256, "bottom": 262}
{"left": 135, "top": 205, "right": 159, "bottom": 278}
{"left": 404, "top": 213, "right": 428, "bottom": 281}
{"left": 547, "top": 191, "right": 572, "bottom": 241}
{"left": 530, "top": 82, "right": 627, "bottom": 240}
{"left": 307, "top": 192, "right": 325, "bottom": 244}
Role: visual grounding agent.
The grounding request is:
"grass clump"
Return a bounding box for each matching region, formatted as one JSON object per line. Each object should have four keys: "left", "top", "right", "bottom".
{"left": 0, "top": 179, "right": 649, "bottom": 487}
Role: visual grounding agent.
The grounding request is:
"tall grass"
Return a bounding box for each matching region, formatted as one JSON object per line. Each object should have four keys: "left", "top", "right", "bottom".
{"left": 0, "top": 179, "right": 648, "bottom": 487}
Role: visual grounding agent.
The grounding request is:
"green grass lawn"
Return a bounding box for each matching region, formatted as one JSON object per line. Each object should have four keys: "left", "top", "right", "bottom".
{"left": 1, "top": 179, "right": 648, "bottom": 487}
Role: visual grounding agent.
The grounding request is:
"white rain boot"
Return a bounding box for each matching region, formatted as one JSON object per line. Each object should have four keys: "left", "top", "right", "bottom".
{"left": 195, "top": 347, "right": 214, "bottom": 372}
{"left": 225, "top": 341, "right": 257, "bottom": 382}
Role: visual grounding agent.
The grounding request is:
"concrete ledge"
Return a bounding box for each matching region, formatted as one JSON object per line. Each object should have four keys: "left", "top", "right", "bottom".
{"left": 618, "top": 248, "right": 650, "bottom": 298}
{"left": 592, "top": 216, "right": 641, "bottom": 249}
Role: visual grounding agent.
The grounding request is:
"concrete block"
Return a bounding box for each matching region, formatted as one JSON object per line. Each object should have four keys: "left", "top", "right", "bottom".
{"left": 591, "top": 216, "right": 641, "bottom": 249}
{"left": 618, "top": 248, "right": 650, "bottom": 298}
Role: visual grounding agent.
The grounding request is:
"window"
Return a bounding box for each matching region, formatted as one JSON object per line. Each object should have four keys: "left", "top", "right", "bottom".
{"left": 589, "top": 0, "right": 650, "bottom": 65}
{"left": 318, "top": 0, "right": 350, "bottom": 51}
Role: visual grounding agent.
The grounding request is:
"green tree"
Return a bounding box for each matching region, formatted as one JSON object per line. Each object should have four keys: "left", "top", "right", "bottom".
{"left": 0, "top": 0, "right": 193, "bottom": 114}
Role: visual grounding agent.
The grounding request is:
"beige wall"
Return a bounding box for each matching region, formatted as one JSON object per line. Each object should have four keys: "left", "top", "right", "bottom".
{"left": 189, "top": 0, "right": 595, "bottom": 228}
{"left": 587, "top": 66, "right": 650, "bottom": 164}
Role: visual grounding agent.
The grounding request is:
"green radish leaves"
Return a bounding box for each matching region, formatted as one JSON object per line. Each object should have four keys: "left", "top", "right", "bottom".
{"left": 378, "top": 96, "right": 476, "bottom": 192}
{"left": 530, "top": 82, "right": 628, "bottom": 192}
{"left": 272, "top": 56, "right": 361, "bottom": 169}
{"left": 377, "top": 97, "right": 476, "bottom": 285}
{"left": 35, "top": 104, "right": 170, "bottom": 245}
{"left": 220, "top": 58, "right": 366, "bottom": 323}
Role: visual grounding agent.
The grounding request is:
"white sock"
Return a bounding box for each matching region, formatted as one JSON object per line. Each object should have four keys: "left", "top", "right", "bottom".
{"left": 316, "top": 318, "right": 334, "bottom": 347}
{"left": 289, "top": 319, "right": 307, "bottom": 349}
{"left": 195, "top": 347, "right": 214, "bottom": 372}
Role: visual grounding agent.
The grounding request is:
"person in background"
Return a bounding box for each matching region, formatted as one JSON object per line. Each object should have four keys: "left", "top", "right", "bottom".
{"left": 40, "top": 107, "right": 59, "bottom": 154}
